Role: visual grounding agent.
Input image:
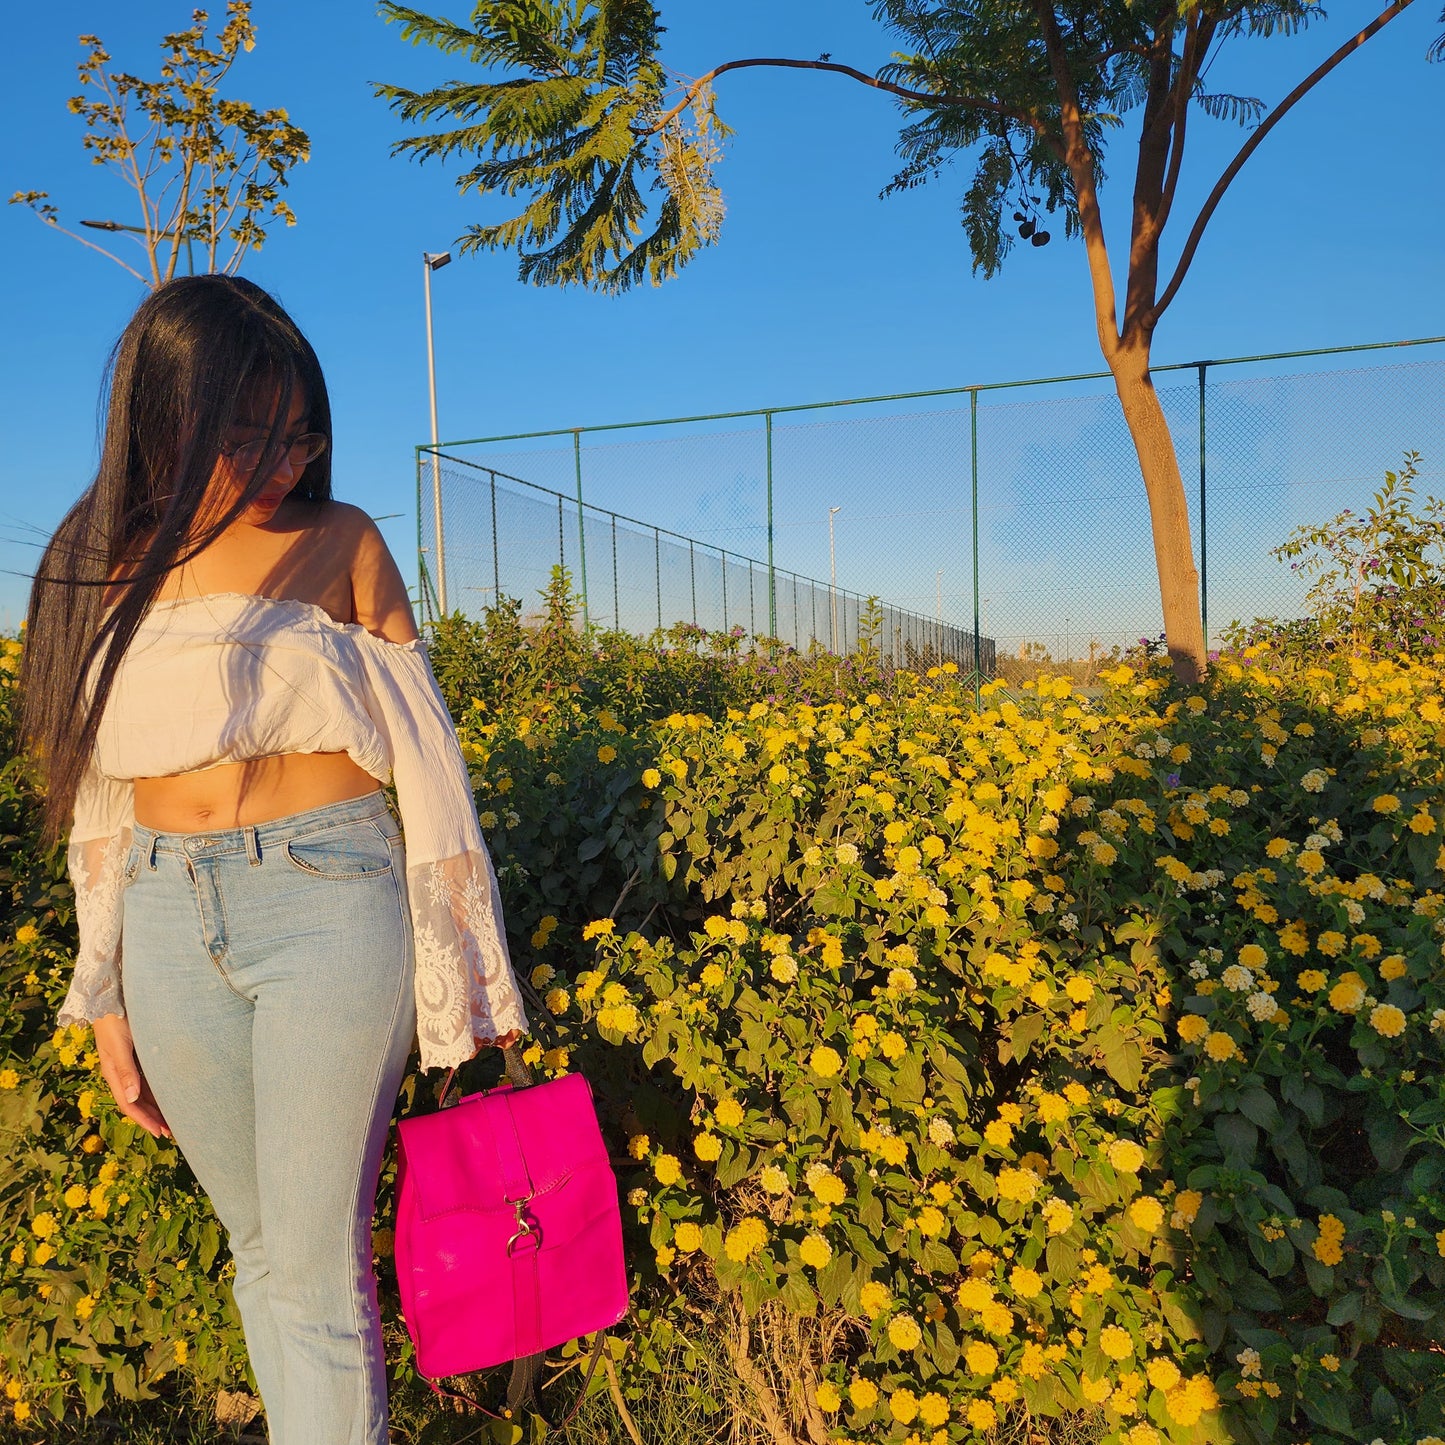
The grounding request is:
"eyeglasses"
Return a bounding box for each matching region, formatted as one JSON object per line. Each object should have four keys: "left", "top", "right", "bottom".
{"left": 222, "top": 432, "right": 329, "bottom": 474}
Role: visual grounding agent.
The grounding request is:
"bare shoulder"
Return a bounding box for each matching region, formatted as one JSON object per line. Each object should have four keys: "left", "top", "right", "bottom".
{"left": 322, "top": 502, "right": 420, "bottom": 644}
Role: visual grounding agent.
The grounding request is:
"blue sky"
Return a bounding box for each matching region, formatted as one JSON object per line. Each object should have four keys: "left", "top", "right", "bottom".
{"left": 2, "top": 2, "right": 1442, "bottom": 635}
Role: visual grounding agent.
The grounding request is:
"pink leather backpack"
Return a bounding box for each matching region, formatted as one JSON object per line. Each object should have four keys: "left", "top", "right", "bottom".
{"left": 395, "top": 1064, "right": 629, "bottom": 1389}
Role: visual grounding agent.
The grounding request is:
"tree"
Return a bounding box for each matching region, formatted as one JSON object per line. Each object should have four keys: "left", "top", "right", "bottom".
{"left": 9, "top": 2, "right": 309, "bottom": 288}
{"left": 375, "top": 0, "right": 1427, "bottom": 681}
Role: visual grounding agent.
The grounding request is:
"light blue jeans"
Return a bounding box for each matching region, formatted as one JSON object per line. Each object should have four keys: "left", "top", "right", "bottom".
{"left": 121, "top": 790, "right": 417, "bottom": 1445}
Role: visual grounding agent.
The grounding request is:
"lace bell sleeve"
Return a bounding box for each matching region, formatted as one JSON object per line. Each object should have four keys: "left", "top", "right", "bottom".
{"left": 59, "top": 756, "right": 135, "bottom": 1027}
{"left": 355, "top": 635, "right": 530, "bottom": 1071}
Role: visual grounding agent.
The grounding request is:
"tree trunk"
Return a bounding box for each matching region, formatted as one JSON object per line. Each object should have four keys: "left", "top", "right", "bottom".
{"left": 1107, "top": 341, "right": 1207, "bottom": 683}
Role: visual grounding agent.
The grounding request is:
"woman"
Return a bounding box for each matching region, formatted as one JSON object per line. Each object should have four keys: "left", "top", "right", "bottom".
{"left": 19, "top": 275, "right": 528, "bottom": 1445}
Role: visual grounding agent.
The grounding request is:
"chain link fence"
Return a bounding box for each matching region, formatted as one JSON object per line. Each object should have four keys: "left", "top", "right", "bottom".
{"left": 419, "top": 338, "right": 1444, "bottom": 682}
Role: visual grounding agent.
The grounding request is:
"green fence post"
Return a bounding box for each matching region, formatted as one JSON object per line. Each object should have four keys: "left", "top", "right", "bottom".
{"left": 766, "top": 411, "right": 776, "bottom": 638}
{"left": 971, "top": 389, "right": 982, "bottom": 711}
{"left": 1198, "top": 362, "right": 1208, "bottom": 652}
{"left": 489, "top": 470, "right": 500, "bottom": 607}
{"left": 573, "top": 430, "right": 589, "bottom": 629}
{"left": 612, "top": 514, "right": 620, "bottom": 630}
{"left": 655, "top": 527, "right": 662, "bottom": 632}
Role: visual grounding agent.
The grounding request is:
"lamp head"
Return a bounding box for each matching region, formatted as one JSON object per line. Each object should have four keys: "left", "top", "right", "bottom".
{"left": 425, "top": 251, "right": 452, "bottom": 270}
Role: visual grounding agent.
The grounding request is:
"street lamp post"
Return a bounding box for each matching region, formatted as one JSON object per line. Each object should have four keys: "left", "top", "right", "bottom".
{"left": 423, "top": 250, "right": 452, "bottom": 617}
{"left": 828, "top": 506, "right": 841, "bottom": 652}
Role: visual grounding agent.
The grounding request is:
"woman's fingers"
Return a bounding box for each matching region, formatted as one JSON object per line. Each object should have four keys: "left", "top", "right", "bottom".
{"left": 92, "top": 1014, "right": 172, "bottom": 1139}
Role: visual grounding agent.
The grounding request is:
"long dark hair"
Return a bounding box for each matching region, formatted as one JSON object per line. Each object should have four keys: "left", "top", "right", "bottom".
{"left": 20, "top": 275, "right": 333, "bottom": 846}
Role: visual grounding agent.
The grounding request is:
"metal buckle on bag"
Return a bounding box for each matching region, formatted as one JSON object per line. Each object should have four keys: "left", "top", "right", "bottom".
{"left": 505, "top": 1193, "right": 535, "bottom": 1254}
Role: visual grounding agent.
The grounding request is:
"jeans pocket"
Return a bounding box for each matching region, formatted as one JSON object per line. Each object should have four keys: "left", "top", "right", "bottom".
{"left": 283, "top": 819, "right": 395, "bottom": 880}
{"left": 121, "top": 840, "right": 144, "bottom": 887}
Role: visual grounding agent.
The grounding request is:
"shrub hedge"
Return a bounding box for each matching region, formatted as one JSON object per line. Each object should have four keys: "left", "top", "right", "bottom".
{"left": 2, "top": 621, "right": 1444, "bottom": 1444}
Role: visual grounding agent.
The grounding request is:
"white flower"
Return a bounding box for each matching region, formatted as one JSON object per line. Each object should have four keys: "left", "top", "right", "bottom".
{"left": 1133, "top": 741, "right": 1156, "bottom": 759}
{"left": 1301, "top": 769, "right": 1328, "bottom": 793}
{"left": 1032, "top": 894, "right": 1056, "bottom": 913}
{"left": 1344, "top": 900, "right": 1365, "bottom": 925}
{"left": 1228, "top": 789, "right": 1249, "bottom": 807}
{"left": 1304, "top": 833, "right": 1331, "bottom": 852}
{"left": 1221, "top": 965, "right": 1254, "bottom": 992}
{"left": 1247, "top": 991, "right": 1278, "bottom": 1021}
{"left": 1207, "top": 947, "right": 1224, "bottom": 963}
{"left": 1059, "top": 913, "right": 1079, "bottom": 932}
{"left": 1187, "top": 959, "right": 1211, "bottom": 980}
{"left": 803, "top": 845, "right": 823, "bottom": 866}
{"left": 1321, "top": 819, "right": 1343, "bottom": 843}
{"left": 836, "top": 842, "right": 859, "bottom": 866}
{"left": 928, "top": 1117, "right": 956, "bottom": 1147}
{"left": 1431, "top": 1009, "right": 1445, "bottom": 1034}
{"left": 1236, "top": 1347, "right": 1262, "bottom": 1379}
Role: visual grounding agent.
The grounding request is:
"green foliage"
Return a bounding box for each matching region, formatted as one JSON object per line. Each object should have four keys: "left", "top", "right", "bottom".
{"left": 1263, "top": 452, "right": 1445, "bottom": 658}
{"left": 374, "top": 1, "right": 1324, "bottom": 288}
{"left": 375, "top": 0, "right": 727, "bottom": 290}
{"left": 5, "top": 621, "right": 1445, "bottom": 1440}
{"left": 8, "top": 1, "right": 309, "bottom": 287}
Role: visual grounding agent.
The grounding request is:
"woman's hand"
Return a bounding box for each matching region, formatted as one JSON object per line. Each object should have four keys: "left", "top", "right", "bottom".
{"left": 91, "top": 1013, "right": 171, "bottom": 1138}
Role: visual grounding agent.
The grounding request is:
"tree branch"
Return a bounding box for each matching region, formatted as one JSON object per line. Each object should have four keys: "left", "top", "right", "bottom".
{"left": 1152, "top": 0, "right": 1416, "bottom": 323}
{"left": 1033, "top": 0, "right": 1121, "bottom": 355}
{"left": 20, "top": 214, "right": 148, "bottom": 283}
{"left": 648, "top": 56, "right": 1041, "bottom": 136}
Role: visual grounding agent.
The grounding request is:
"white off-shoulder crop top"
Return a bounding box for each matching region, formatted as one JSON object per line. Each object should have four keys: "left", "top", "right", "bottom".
{"left": 65, "top": 591, "right": 530, "bottom": 1070}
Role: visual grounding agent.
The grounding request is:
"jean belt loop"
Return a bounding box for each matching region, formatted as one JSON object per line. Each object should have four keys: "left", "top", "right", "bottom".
{"left": 145, "top": 833, "right": 159, "bottom": 872}
{"left": 244, "top": 824, "right": 261, "bottom": 866}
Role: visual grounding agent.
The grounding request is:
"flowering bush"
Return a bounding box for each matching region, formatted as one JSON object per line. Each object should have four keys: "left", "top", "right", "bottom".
{"left": 2, "top": 618, "right": 1444, "bottom": 1442}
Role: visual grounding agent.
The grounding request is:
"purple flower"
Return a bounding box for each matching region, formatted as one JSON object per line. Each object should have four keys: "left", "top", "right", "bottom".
{"left": 1166, "top": 772, "right": 1181, "bottom": 789}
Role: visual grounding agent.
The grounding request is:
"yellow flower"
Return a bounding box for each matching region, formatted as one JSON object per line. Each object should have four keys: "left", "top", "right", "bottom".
{"left": 627, "top": 1134, "right": 650, "bottom": 1161}
{"left": 1379, "top": 955, "right": 1408, "bottom": 980}
{"left": 14, "top": 924, "right": 39, "bottom": 947}
{"left": 673, "top": 1222, "right": 702, "bottom": 1253}
{"left": 694, "top": 1133, "right": 722, "bottom": 1162}
{"left": 1036, "top": 1091, "right": 1068, "bottom": 1123}
{"left": 799, "top": 1233, "right": 832, "bottom": 1269}
{"left": 1146, "top": 1357, "right": 1182, "bottom": 1392}
{"left": 1100, "top": 1324, "right": 1134, "bottom": 1360}
{"left": 597, "top": 744, "right": 617, "bottom": 764}
{"left": 849, "top": 1375, "right": 879, "bottom": 1408}
{"left": 173, "top": 1339, "right": 188, "bottom": 1365}
{"left": 30, "top": 1213, "right": 57, "bottom": 1240}
{"left": 983, "top": 1119, "right": 1013, "bottom": 1147}
{"left": 1129, "top": 1196, "right": 1165, "bottom": 1232}
{"left": 75, "top": 1293, "right": 98, "bottom": 1321}
{"left": 1297, "top": 969, "right": 1328, "bottom": 992}
{"left": 0, "top": 1070, "right": 18, "bottom": 1090}
{"left": 888, "top": 1315, "right": 923, "bottom": 1351}
{"left": 1313, "top": 1213, "right": 1345, "bottom": 1266}
{"left": 1369, "top": 1003, "right": 1407, "bottom": 1037}
{"left": 990, "top": 1377, "right": 1020, "bottom": 1404}
{"left": 715, "top": 1098, "right": 745, "bottom": 1129}
{"left": 1107, "top": 1139, "right": 1146, "bottom": 1174}
{"left": 1042, "top": 1198, "right": 1074, "bottom": 1235}
{"left": 641, "top": 768, "right": 662, "bottom": 789}
{"left": 13, "top": 1401, "right": 31, "bottom": 1423}
{"left": 544, "top": 987, "right": 570, "bottom": 1015}
{"left": 996, "top": 1167, "right": 1041, "bottom": 1202}
{"left": 1091, "top": 841, "right": 1118, "bottom": 866}
{"left": 1009, "top": 1266, "right": 1042, "bottom": 1298}
{"left": 813, "top": 1380, "right": 841, "bottom": 1413}
{"left": 1203, "top": 1030, "right": 1238, "bottom": 1062}
{"left": 967, "top": 1400, "right": 997, "bottom": 1431}
{"left": 1238, "top": 943, "right": 1267, "bottom": 969}
{"left": 1064, "top": 1082, "right": 1089, "bottom": 1106}
{"left": 1317, "top": 930, "right": 1347, "bottom": 957}
{"left": 1373, "top": 793, "right": 1400, "bottom": 813}
{"left": 581, "top": 918, "right": 615, "bottom": 940}
{"left": 63, "top": 1183, "right": 88, "bottom": 1209}
{"left": 700, "top": 963, "right": 726, "bottom": 989}
{"left": 964, "top": 1340, "right": 999, "bottom": 1375}
{"left": 956, "top": 1277, "right": 995, "bottom": 1311}
{"left": 889, "top": 1388, "right": 919, "bottom": 1424}
{"left": 1064, "top": 975, "right": 1094, "bottom": 1003}
{"left": 880, "top": 1031, "right": 907, "bottom": 1061}
{"left": 1081, "top": 1375, "right": 1112, "bottom": 1404}
{"left": 654, "top": 1154, "right": 681, "bottom": 1187}
{"left": 1328, "top": 973, "right": 1366, "bottom": 1013}
{"left": 724, "top": 1217, "right": 768, "bottom": 1262}
{"left": 858, "top": 1280, "right": 891, "bottom": 1319}
{"left": 808, "top": 1045, "right": 843, "bottom": 1079}
{"left": 1171, "top": 1190, "right": 1203, "bottom": 1228}
{"left": 917, "top": 1391, "right": 949, "bottom": 1427}
{"left": 760, "top": 1164, "right": 789, "bottom": 1196}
